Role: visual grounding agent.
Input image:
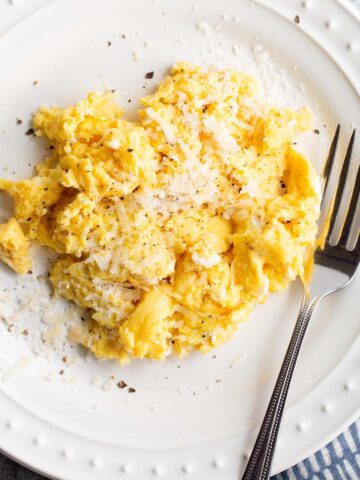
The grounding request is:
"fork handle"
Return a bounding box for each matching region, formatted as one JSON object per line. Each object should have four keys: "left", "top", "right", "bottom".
{"left": 242, "top": 292, "right": 321, "bottom": 480}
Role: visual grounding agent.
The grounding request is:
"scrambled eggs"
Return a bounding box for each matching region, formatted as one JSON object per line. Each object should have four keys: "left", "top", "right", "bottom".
{"left": 0, "top": 63, "right": 321, "bottom": 363}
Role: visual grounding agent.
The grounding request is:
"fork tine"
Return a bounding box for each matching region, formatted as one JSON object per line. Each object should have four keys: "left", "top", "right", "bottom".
{"left": 339, "top": 162, "right": 360, "bottom": 248}
{"left": 317, "top": 126, "right": 341, "bottom": 239}
{"left": 321, "top": 124, "right": 340, "bottom": 205}
{"left": 327, "top": 130, "right": 356, "bottom": 243}
{"left": 355, "top": 232, "right": 360, "bottom": 256}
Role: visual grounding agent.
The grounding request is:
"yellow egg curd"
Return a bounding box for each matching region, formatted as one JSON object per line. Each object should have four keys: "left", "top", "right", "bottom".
{"left": 0, "top": 63, "right": 321, "bottom": 363}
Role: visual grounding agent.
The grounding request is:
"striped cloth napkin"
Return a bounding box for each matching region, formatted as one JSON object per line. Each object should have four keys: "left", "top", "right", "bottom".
{"left": 273, "top": 3, "right": 360, "bottom": 478}
{"left": 273, "top": 422, "right": 360, "bottom": 479}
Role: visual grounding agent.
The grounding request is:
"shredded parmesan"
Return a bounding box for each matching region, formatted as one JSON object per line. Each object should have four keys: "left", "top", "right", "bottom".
{"left": 196, "top": 21, "right": 212, "bottom": 37}
{"left": 192, "top": 252, "right": 221, "bottom": 268}
{"left": 145, "top": 108, "right": 176, "bottom": 144}
{"left": 202, "top": 116, "right": 238, "bottom": 151}
{"left": 107, "top": 138, "right": 120, "bottom": 149}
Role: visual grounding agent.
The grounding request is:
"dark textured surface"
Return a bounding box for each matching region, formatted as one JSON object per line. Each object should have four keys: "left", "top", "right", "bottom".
{"left": 0, "top": 455, "right": 47, "bottom": 480}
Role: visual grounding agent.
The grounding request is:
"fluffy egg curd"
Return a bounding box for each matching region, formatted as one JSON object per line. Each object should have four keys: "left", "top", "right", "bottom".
{"left": 0, "top": 63, "right": 321, "bottom": 363}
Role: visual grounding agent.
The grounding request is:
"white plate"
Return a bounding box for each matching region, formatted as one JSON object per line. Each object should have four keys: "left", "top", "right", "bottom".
{"left": 0, "top": 1, "right": 359, "bottom": 479}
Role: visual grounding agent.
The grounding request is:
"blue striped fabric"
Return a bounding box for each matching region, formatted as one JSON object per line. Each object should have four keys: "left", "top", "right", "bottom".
{"left": 273, "top": 420, "right": 360, "bottom": 479}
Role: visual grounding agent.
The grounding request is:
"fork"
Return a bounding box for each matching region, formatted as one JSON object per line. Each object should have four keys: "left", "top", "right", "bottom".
{"left": 241, "top": 126, "right": 359, "bottom": 480}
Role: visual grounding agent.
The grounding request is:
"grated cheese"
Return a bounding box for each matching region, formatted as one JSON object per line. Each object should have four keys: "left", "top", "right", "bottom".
{"left": 107, "top": 138, "right": 120, "bottom": 150}
{"left": 202, "top": 116, "right": 238, "bottom": 151}
{"left": 91, "top": 374, "right": 102, "bottom": 387}
{"left": 192, "top": 252, "right": 221, "bottom": 268}
{"left": 196, "top": 21, "right": 212, "bottom": 37}
{"left": 132, "top": 51, "right": 142, "bottom": 62}
{"left": 145, "top": 108, "right": 176, "bottom": 144}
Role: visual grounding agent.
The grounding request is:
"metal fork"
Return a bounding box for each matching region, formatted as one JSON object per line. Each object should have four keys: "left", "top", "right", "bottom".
{"left": 241, "top": 126, "right": 359, "bottom": 480}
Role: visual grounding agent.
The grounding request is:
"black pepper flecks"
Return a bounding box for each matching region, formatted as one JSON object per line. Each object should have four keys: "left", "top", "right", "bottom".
{"left": 107, "top": 41, "right": 112, "bottom": 47}
{"left": 128, "top": 387, "right": 136, "bottom": 393}
{"left": 16, "top": 118, "right": 23, "bottom": 125}
{"left": 294, "top": 15, "right": 300, "bottom": 24}
{"left": 145, "top": 71, "right": 154, "bottom": 79}
{"left": 314, "top": 129, "right": 320, "bottom": 134}
{"left": 25, "top": 128, "right": 35, "bottom": 136}
{"left": 117, "top": 380, "right": 127, "bottom": 389}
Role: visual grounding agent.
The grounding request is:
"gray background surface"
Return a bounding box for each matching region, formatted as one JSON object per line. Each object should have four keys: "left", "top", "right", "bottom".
{"left": 1, "top": 0, "right": 359, "bottom": 479}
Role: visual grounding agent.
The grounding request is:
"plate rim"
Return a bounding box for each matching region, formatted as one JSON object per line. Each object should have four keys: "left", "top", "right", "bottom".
{"left": 0, "top": 0, "right": 359, "bottom": 478}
